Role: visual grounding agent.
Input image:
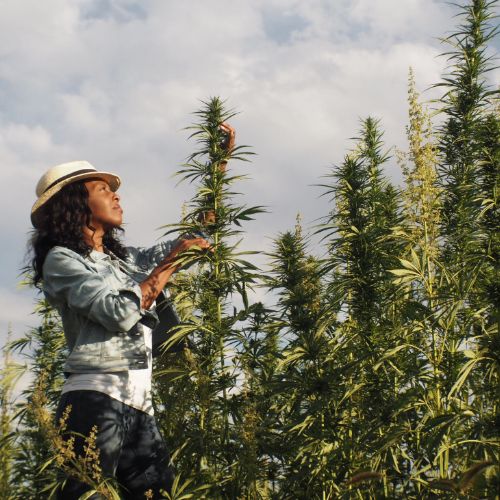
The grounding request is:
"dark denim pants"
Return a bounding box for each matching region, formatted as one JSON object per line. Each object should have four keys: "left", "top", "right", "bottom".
{"left": 55, "top": 390, "right": 174, "bottom": 499}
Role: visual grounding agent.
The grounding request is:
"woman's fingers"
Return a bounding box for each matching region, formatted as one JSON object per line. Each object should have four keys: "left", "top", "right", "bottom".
{"left": 183, "top": 237, "right": 213, "bottom": 251}
{"left": 162, "top": 238, "right": 213, "bottom": 269}
{"left": 220, "top": 122, "right": 235, "bottom": 136}
{"left": 219, "top": 122, "right": 235, "bottom": 173}
{"left": 199, "top": 210, "right": 216, "bottom": 224}
{"left": 219, "top": 122, "right": 236, "bottom": 150}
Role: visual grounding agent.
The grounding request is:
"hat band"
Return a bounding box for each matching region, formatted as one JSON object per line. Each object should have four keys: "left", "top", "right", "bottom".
{"left": 43, "top": 168, "right": 97, "bottom": 193}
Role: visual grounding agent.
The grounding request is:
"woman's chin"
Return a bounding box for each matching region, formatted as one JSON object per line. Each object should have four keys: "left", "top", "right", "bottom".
{"left": 104, "top": 218, "right": 123, "bottom": 230}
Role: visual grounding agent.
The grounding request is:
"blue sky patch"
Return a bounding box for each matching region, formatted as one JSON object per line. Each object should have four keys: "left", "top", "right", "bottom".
{"left": 261, "top": 8, "right": 309, "bottom": 45}
{"left": 80, "top": 0, "right": 148, "bottom": 24}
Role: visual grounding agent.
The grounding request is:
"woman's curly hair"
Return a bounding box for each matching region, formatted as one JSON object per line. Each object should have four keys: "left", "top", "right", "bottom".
{"left": 28, "top": 179, "right": 128, "bottom": 289}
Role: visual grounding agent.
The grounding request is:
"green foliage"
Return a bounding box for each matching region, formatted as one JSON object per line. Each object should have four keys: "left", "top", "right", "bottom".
{"left": 0, "top": 326, "right": 24, "bottom": 499}
{"left": 2, "top": 2, "right": 499, "bottom": 499}
{"left": 154, "top": 97, "right": 267, "bottom": 498}
{"left": 315, "top": 117, "right": 405, "bottom": 498}
{"left": 5, "top": 298, "right": 67, "bottom": 499}
{"left": 436, "top": 0, "right": 499, "bottom": 288}
{"left": 265, "top": 220, "right": 345, "bottom": 498}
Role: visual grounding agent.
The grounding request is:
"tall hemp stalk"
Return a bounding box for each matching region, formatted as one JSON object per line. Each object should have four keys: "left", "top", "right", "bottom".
{"left": 435, "top": 0, "right": 498, "bottom": 494}
{"left": 472, "top": 96, "right": 500, "bottom": 488}
{"left": 264, "top": 216, "right": 342, "bottom": 498}
{"left": 384, "top": 44, "right": 498, "bottom": 499}
{"left": 388, "top": 69, "right": 448, "bottom": 496}
{"left": 154, "top": 97, "right": 265, "bottom": 497}
{"left": 316, "top": 117, "right": 402, "bottom": 497}
{"left": 435, "top": 0, "right": 499, "bottom": 420}
{"left": 436, "top": 0, "right": 498, "bottom": 287}
{"left": 465, "top": 12, "right": 500, "bottom": 492}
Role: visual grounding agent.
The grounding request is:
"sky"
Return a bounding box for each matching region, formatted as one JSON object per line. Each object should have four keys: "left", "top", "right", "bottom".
{"left": 1, "top": 0, "right": 498, "bottom": 350}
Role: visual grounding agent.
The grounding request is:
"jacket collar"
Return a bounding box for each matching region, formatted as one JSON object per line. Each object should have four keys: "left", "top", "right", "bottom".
{"left": 89, "top": 249, "right": 112, "bottom": 262}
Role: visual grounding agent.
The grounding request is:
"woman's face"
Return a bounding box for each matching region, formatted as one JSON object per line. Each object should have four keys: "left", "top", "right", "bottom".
{"left": 84, "top": 179, "right": 123, "bottom": 230}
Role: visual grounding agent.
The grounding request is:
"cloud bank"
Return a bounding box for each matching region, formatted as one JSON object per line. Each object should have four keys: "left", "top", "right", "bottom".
{"left": 2, "top": 0, "right": 496, "bottom": 344}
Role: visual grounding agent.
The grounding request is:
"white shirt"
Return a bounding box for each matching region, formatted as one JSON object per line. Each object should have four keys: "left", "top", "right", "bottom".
{"left": 61, "top": 323, "right": 154, "bottom": 415}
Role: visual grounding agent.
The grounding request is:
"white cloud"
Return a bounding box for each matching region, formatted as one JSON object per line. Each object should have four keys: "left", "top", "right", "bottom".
{"left": 349, "top": 0, "right": 454, "bottom": 41}
{"left": 0, "top": 0, "right": 497, "bottom": 347}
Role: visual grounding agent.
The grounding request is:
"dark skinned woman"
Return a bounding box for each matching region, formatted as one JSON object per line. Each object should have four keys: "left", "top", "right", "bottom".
{"left": 27, "top": 124, "right": 234, "bottom": 500}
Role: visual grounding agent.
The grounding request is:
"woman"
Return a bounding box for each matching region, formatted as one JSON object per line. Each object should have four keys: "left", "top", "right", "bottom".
{"left": 28, "top": 155, "right": 217, "bottom": 498}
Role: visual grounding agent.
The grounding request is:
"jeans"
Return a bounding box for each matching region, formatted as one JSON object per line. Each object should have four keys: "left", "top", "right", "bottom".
{"left": 55, "top": 390, "right": 174, "bottom": 499}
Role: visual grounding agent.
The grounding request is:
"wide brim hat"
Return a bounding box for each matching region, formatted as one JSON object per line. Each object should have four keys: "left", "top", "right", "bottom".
{"left": 31, "top": 160, "right": 121, "bottom": 228}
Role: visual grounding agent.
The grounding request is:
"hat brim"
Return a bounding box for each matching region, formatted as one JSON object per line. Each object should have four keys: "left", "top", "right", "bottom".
{"left": 31, "top": 171, "right": 121, "bottom": 228}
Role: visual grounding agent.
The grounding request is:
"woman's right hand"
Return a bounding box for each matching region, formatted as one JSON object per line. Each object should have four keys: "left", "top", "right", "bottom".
{"left": 163, "top": 237, "right": 212, "bottom": 269}
{"left": 140, "top": 237, "right": 212, "bottom": 310}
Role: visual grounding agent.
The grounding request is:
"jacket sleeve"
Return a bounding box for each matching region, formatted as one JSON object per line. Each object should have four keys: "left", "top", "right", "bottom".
{"left": 43, "top": 248, "right": 147, "bottom": 332}
{"left": 125, "top": 239, "right": 180, "bottom": 273}
{"left": 126, "top": 231, "right": 210, "bottom": 273}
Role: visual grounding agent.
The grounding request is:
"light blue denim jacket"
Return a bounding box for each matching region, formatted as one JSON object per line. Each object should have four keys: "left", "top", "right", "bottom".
{"left": 42, "top": 239, "right": 180, "bottom": 373}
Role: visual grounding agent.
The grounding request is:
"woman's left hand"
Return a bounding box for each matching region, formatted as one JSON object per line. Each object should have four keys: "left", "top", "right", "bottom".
{"left": 176, "top": 237, "right": 212, "bottom": 254}
{"left": 219, "top": 122, "right": 235, "bottom": 173}
{"left": 220, "top": 122, "right": 235, "bottom": 153}
{"left": 197, "top": 122, "right": 235, "bottom": 225}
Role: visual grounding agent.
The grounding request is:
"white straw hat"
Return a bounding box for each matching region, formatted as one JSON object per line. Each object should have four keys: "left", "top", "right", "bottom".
{"left": 31, "top": 160, "right": 121, "bottom": 228}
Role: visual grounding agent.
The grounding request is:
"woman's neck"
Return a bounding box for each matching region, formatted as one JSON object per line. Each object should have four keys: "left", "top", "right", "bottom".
{"left": 83, "top": 224, "right": 105, "bottom": 252}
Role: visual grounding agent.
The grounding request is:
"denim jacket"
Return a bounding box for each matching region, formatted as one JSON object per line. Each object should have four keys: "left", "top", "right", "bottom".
{"left": 42, "top": 239, "right": 181, "bottom": 373}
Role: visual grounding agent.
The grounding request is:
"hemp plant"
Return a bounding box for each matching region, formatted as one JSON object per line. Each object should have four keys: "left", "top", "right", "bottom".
{"left": 434, "top": 0, "right": 498, "bottom": 406}
{"left": 379, "top": 62, "right": 499, "bottom": 497}
{"left": 0, "top": 326, "right": 24, "bottom": 499}
{"left": 231, "top": 300, "right": 279, "bottom": 498}
{"left": 155, "top": 97, "right": 266, "bottom": 495}
{"left": 315, "top": 117, "right": 403, "bottom": 497}
{"left": 7, "top": 298, "right": 67, "bottom": 499}
{"left": 317, "top": 117, "right": 401, "bottom": 351}
{"left": 264, "top": 218, "right": 344, "bottom": 498}
{"left": 386, "top": 70, "right": 448, "bottom": 495}
{"left": 421, "top": 1, "right": 499, "bottom": 494}
{"left": 436, "top": 0, "right": 499, "bottom": 291}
